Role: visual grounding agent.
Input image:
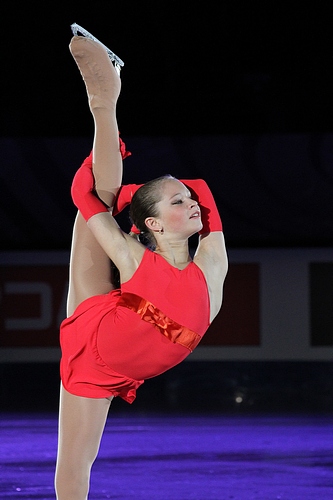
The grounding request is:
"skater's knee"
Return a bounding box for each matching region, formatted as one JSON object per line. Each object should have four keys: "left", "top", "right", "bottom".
{"left": 55, "top": 463, "right": 90, "bottom": 500}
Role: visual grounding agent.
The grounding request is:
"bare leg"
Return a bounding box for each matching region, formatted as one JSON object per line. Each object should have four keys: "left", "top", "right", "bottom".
{"left": 66, "top": 212, "right": 116, "bottom": 315}
{"left": 55, "top": 384, "right": 112, "bottom": 499}
{"left": 55, "top": 37, "right": 124, "bottom": 499}
{"left": 66, "top": 36, "right": 124, "bottom": 313}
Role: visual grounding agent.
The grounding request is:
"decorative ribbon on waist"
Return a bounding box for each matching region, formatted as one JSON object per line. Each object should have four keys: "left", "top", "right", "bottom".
{"left": 117, "top": 292, "right": 201, "bottom": 352}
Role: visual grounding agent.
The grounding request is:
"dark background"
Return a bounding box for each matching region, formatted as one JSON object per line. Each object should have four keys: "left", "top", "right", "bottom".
{"left": 3, "top": 1, "right": 333, "bottom": 138}
{"left": 1, "top": 1, "right": 333, "bottom": 251}
{"left": 1, "top": 2, "right": 333, "bottom": 413}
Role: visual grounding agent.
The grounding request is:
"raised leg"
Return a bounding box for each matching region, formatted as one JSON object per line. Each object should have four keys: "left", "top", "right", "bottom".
{"left": 66, "top": 212, "right": 116, "bottom": 315}
{"left": 66, "top": 36, "right": 124, "bottom": 313}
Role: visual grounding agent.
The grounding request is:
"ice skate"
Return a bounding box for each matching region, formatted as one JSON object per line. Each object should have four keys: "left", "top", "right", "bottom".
{"left": 69, "top": 30, "right": 121, "bottom": 111}
{"left": 71, "top": 23, "right": 124, "bottom": 74}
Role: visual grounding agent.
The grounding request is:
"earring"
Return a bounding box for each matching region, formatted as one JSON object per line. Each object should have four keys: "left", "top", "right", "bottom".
{"left": 159, "top": 228, "right": 164, "bottom": 235}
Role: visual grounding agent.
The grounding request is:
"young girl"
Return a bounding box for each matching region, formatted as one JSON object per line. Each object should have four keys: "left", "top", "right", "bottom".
{"left": 55, "top": 33, "right": 228, "bottom": 499}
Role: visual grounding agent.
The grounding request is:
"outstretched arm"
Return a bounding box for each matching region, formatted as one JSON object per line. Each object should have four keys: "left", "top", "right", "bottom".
{"left": 71, "top": 137, "right": 132, "bottom": 221}
{"left": 70, "top": 151, "right": 144, "bottom": 275}
{"left": 183, "top": 179, "right": 227, "bottom": 322}
{"left": 181, "top": 179, "right": 223, "bottom": 235}
{"left": 70, "top": 154, "right": 109, "bottom": 221}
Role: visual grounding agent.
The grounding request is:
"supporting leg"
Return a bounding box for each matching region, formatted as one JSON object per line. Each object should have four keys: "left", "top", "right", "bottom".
{"left": 55, "top": 384, "right": 112, "bottom": 500}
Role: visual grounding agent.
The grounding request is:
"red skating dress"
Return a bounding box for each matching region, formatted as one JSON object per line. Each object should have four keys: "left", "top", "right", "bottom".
{"left": 60, "top": 248, "right": 210, "bottom": 403}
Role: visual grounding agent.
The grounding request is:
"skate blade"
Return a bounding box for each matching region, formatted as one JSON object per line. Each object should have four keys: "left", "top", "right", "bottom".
{"left": 71, "top": 23, "right": 124, "bottom": 75}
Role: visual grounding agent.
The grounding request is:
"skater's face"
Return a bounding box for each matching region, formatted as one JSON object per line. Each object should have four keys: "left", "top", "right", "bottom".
{"left": 146, "top": 179, "right": 202, "bottom": 237}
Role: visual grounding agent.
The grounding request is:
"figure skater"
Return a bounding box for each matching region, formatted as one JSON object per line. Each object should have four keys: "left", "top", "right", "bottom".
{"left": 54, "top": 31, "right": 228, "bottom": 499}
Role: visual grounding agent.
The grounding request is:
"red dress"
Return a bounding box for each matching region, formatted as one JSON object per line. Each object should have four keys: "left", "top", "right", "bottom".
{"left": 60, "top": 249, "right": 210, "bottom": 403}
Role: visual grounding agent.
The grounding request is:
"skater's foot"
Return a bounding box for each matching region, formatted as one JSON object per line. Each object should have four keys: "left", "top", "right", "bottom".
{"left": 69, "top": 36, "right": 121, "bottom": 111}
